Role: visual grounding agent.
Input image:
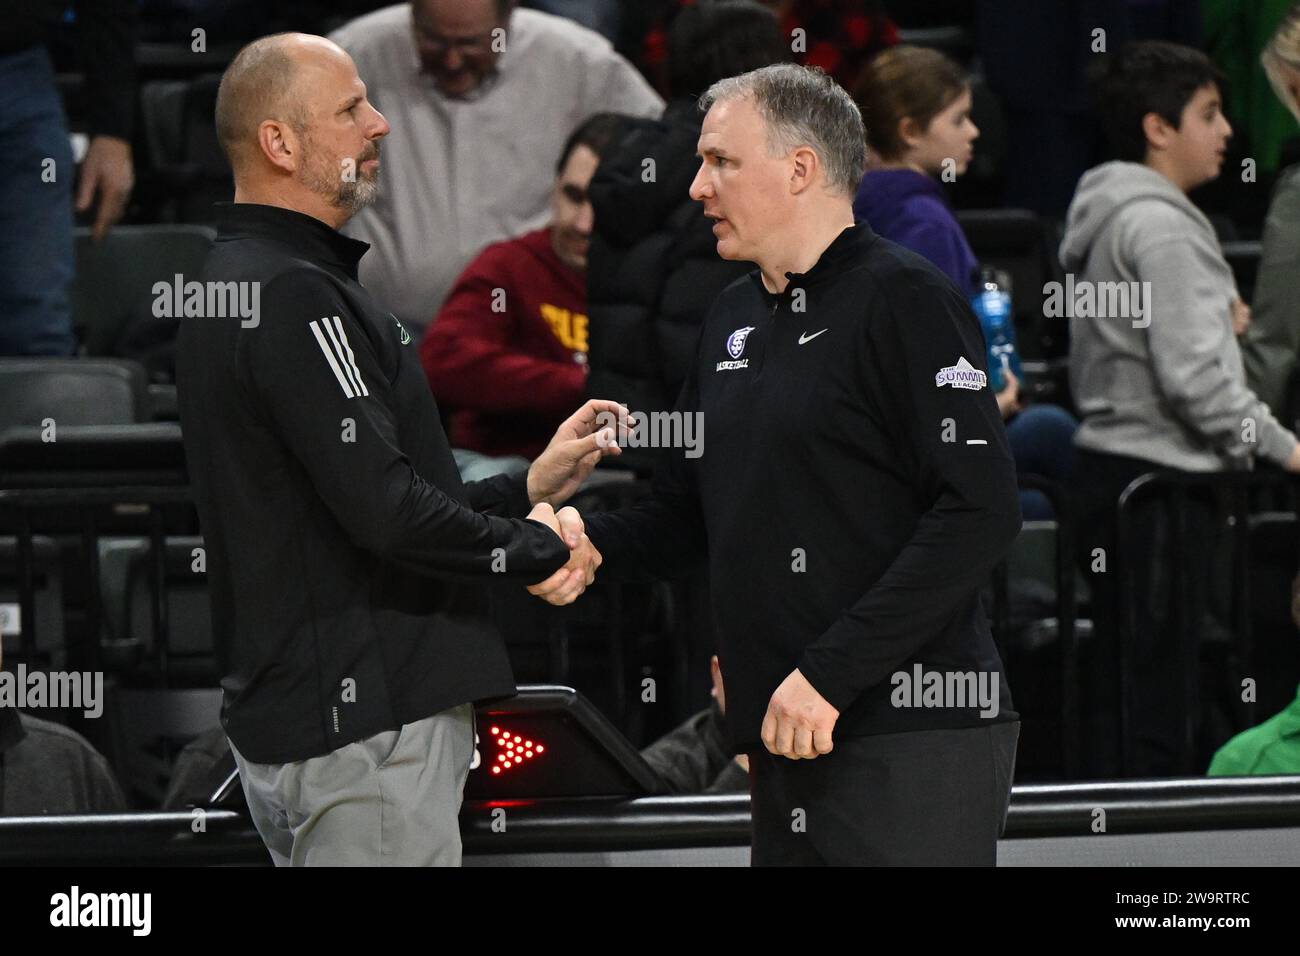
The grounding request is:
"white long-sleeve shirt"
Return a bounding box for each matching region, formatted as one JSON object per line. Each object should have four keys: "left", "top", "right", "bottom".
{"left": 330, "top": 4, "right": 663, "bottom": 338}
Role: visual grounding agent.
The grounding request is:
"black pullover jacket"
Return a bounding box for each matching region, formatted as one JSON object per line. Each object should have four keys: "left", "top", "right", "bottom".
{"left": 585, "top": 222, "right": 1022, "bottom": 753}
{"left": 176, "top": 203, "right": 569, "bottom": 764}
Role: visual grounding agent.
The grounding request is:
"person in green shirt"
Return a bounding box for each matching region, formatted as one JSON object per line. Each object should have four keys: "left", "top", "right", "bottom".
{"left": 1209, "top": 571, "right": 1300, "bottom": 775}
{"left": 1208, "top": 689, "right": 1300, "bottom": 775}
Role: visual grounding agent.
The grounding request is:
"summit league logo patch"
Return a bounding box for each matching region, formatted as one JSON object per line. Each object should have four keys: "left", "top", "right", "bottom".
{"left": 935, "top": 356, "right": 987, "bottom": 390}
{"left": 717, "top": 325, "right": 756, "bottom": 371}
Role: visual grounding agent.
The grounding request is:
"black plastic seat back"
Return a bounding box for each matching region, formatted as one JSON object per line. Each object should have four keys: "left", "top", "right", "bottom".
{"left": 0, "top": 358, "right": 149, "bottom": 432}
{"left": 957, "top": 208, "right": 1065, "bottom": 359}
{"left": 71, "top": 225, "right": 216, "bottom": 358}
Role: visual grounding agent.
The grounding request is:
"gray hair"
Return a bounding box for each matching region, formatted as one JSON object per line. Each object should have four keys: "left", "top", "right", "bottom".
{"left": 699, "top": 63, "right": 866, "bottom": 197}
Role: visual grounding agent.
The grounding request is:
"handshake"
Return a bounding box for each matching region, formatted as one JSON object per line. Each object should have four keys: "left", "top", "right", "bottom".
{"left": 511, "top": 398, "right": 631, "bottom": 605}
{"left": 524, "top": 503, "right": 601, "bottom": 605}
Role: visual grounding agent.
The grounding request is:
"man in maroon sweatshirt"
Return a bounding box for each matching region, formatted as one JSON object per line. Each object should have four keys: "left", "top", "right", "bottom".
{"left": 421, "top": 113, "right": 628, "bottom": 462}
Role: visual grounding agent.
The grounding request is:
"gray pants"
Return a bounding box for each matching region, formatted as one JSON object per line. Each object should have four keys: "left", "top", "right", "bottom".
{"left": 229, "top": 703, "right": 475, "bottom": 866}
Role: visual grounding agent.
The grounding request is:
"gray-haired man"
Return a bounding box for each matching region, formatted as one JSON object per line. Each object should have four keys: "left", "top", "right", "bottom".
{"left": 584, "top": 64, "right": 1023, "bottom": 865}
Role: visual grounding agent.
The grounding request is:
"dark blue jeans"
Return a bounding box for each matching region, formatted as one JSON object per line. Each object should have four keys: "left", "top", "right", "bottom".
{"left": 1007, "top": 403, "right": 1079, "bottom": 519}
{"left": 0, "top": 46, "right": 76, "bottom": 356}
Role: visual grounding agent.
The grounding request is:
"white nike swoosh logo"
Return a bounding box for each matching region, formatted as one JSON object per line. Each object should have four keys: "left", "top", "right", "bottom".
{"left": 798, "top": 329, "right": 829, "bottom": 345}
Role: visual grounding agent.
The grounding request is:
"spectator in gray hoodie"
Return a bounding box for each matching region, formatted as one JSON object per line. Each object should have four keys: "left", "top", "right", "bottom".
{"left": 1062, "top": 41, "right": 1300, "bottom": 777}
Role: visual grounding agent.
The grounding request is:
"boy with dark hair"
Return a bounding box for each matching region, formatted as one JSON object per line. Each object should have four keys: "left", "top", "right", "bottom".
{"left": 1063, "top": 41, "right": 1300, "bottom": 776}
{"left": 1093, "top": 40, "right": 1229, "bottom": 166}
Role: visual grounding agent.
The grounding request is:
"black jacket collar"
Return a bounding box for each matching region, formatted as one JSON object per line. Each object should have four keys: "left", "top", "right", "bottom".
{"left": 214, "top": 202, "right": 371, "bottom": 280}
{"left": 749, "top": 220, "right": 877, "bottom": 303}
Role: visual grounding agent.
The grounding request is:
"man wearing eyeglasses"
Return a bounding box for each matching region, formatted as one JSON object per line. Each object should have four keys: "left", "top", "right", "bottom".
{"left": 329, "top": 1, "right": 662, "bottom": 343}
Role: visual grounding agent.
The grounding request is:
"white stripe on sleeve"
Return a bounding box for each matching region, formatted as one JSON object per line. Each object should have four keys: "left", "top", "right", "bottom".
{"left": 329, "top": 315, "right": 369, "bottom": 397}
{"left": 309, "top": 319, "right": 356, "bottom": 398}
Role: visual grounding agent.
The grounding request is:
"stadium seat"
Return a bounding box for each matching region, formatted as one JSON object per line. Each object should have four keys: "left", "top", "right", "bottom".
{"left": 998, "top": 507, "right": 1092, "bottom": 779}
{"left": 121, "top": 535, "right": 215, "bottom": 682}
{"left": 0, "top": 422, "right": 186, "bottom": 490}
{"left": 0, "top": 422, "right": 194, "bottom": 677}
{"left": 956, "top": 208, "right": 1068, "bottom": 362}
{"left": 137, "top": 73, "right": 231, "bottom": 223}
{"left": 105, "top": 685, "right": 223, "bottom": 806}
{"left": 897, "top": 25, "right": 974, "bottom": 64}
{"left": 71, "top": 224, "right": 216, "bottom": 364}
{"left": 0, "top": 358, "right": 150, "bottom": 433}
{"left": 0, "top": 535, "right": 65, "bottom": 667}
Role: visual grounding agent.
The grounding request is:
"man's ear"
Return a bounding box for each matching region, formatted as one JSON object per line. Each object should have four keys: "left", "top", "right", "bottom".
{"left": 258, "top": 118, "right": 300, "bottom": 174}
{"left": 789, "top": 144, "right": 819, "bottom": 195}
{"left": 1141, "top": 110, "right": 1174, "bottom": 154}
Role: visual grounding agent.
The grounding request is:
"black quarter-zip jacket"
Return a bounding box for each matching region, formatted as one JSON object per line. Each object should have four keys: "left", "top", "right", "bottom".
{"left": 585, "top": 222, "right": 1022, "bottom": 753}
{"left": 176, "top": 203, "right": 570, "bottom": 764}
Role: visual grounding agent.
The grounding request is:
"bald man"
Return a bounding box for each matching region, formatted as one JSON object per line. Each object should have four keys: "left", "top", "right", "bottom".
{"left": 175, "top": 33, "right": 621, "bottom": 866}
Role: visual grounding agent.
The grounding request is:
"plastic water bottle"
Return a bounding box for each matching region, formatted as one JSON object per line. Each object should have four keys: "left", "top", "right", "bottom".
{"left": 970, "top": 267, "right": 1022, "bottom": 393}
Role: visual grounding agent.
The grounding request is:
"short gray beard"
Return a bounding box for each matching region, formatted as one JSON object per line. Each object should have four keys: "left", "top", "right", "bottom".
{"left": 338, "top": 173, "right": 379, "bottom": 211}
{"left": 298, "top": 136, "right": 380, "bottom": 213}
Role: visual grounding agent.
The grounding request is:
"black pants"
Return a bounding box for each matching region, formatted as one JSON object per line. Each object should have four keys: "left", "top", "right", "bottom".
{"left": 1071, "top": 449, "right": 1221, "bottom": 777}
{"left": 747, "top": 721, "right": 1019, "bottom": 866}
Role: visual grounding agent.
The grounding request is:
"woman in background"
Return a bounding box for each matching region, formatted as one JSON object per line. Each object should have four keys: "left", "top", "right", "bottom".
{"left": 853, "top": 45, "right": 1077, "bottom": 519}
{"left": 853, "top": 45, "right": 982, "bottom": 296}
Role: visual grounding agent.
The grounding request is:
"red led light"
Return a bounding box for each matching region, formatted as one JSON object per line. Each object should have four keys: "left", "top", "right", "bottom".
{"left": 488, "top": 725, "right": 547, "bottom": 776}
